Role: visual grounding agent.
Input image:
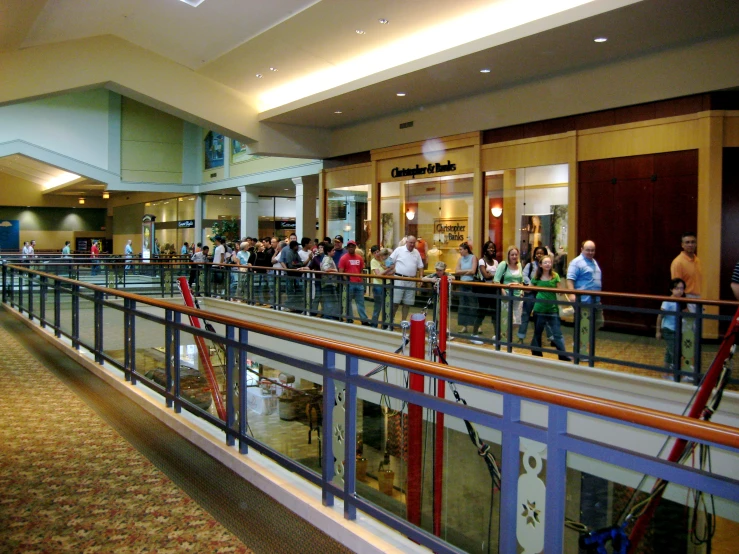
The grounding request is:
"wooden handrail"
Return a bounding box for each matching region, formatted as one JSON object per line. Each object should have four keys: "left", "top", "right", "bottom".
{"left": 7, "top": 264, "right": 739, "bottom": 451}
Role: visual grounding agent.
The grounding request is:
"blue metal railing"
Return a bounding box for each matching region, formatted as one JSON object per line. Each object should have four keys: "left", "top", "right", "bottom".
{"left": 2, "top": 263, "right": 739, "bottom": 553}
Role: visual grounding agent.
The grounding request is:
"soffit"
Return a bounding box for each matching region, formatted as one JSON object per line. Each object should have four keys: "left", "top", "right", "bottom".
{"left": 0, "top": 154, "right": 105, "bottom": 194}
{"left": 21, "top": 0, "right": 321, "bottom": 70}
{"left": 261, "top": 0, "right": 739, "bottom": 128}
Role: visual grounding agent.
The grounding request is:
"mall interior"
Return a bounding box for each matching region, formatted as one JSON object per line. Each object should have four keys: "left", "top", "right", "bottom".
{"left": 1, "top": 1, "right": 739, "bottom": 553}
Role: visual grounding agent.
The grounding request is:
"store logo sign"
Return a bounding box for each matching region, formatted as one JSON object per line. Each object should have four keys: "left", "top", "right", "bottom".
{"left": 390, "top": 160, "right": 456, "bottom": 178}
{"left": 435, "top": 220, "right": 466, "bottom": 242}
{"left": 178, "top": 220, "right": 195, "bottom": 228}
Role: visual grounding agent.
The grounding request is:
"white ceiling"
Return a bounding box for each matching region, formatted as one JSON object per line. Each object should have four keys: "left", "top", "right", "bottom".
{"left": 2, "top": 0, "right": 739, "bottom": 135}
{"left": 21, "top": 0, "right": 322, "bottom": 70}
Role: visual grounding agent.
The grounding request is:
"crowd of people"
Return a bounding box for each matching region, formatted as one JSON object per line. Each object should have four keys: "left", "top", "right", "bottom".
{"left": 18, "top": 229, "right": 737, "bottom": 370}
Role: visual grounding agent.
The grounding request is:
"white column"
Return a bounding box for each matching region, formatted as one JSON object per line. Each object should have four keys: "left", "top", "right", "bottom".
{"left": 293, "top": 175, "right": 319, "bottom": 240}
{"left": 238, "top": 186, "right": 259, "bottom": 238}
{"left": 194, "top": 194, "right": 204, "bottom": 246}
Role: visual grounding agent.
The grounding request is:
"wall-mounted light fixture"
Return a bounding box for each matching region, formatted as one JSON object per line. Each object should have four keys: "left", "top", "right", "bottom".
{"left": 78, "top": 197, "right": 85, "bottom": 205}
{"left": 102, "top": 192, "right": 110, "bottom": 199}
{"left": 405, "top": 208, "right": 416, "bottom": 221}
{"left": 491, "top": 206, "right": 502, "bottom": 218}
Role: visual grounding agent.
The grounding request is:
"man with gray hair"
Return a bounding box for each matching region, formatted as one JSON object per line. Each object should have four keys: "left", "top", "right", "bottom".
{"left": 389, "top": 235, "right": 424, "bottom": 323}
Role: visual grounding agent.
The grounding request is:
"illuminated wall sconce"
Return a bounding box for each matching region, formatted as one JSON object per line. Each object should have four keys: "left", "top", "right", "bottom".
{"left": 102, "top": 192, "right": 110, "bottom": 199}
{"left": 344, "top": 224, "right": 352, "bottom": 232}
{"left": 405, "top": 208, "right": 416, "bottom": 221}
{"left": 78, "top": 197, "right": 85, "bottom": 205}
{"left": 491, "top": 206, "right": 503, "bottom": 218}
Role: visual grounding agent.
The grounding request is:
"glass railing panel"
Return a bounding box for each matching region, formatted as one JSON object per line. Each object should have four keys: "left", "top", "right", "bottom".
{"left": 354, "top": 369, "right": 504, "bottom": 553}
{"left": 565, "top": 452, "right": 739, "bottom": 554}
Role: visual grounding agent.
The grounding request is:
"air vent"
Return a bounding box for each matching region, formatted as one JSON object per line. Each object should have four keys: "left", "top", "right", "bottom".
{"left": 210, "top": 172, "right": 217, "bottom": 178}
{"left": 399, "top": 121, "right": 414, "bottom": 129}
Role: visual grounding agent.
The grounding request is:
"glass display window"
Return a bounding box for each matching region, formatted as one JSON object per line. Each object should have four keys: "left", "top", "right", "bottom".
{"left": 326, "top": 184, "right": 370, "bottom": 254}
{"left": 485, "top": 163, "right": 569, "bottom": 266}
{"left": 381, "top": 174, "right": 473, "bottom": 271}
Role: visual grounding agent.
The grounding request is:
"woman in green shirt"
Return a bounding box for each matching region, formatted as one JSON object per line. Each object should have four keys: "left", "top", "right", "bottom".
{"left": 530, "top": 255, "right": 571, "bottom": 361}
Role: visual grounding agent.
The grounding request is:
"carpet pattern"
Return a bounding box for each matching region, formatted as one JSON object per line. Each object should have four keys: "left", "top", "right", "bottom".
{"left": 0, "top": 322, "right": 251, "bottom": 554}
{"left": 0, "top": 312, "right": 353, "bottom": 554}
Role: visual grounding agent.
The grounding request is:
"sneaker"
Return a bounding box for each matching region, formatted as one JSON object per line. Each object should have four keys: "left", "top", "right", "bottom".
{"left": 470, "top": 335, "right": 483, "bottom": 345}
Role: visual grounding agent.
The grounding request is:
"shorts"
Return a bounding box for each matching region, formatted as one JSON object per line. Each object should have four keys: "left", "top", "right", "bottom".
{"left": 393, "top": 280, "right": 416, "bottom": 305}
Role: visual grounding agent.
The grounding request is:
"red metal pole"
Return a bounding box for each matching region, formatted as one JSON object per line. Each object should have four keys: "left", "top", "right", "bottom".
{"left": 177, "top": 277, "right": 227, "bottom": 420}
{"left": 407, "top": 312, "right": 426, "bottom": 526}
{"left": 628, "top": 307, "right": 739, "bottom": 551}
{"left": 433, "top": 275, "right": 449, "bottom": 536}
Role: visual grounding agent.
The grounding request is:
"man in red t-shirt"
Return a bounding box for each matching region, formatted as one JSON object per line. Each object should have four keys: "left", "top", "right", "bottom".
{"left": 338, "top": 240, "right": 369, "bottom": 325}
{"left": 90, "top": 240, "right": 100, "bottom": 276}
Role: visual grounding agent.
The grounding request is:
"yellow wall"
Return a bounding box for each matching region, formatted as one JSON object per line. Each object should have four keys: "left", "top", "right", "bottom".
{"left": 121, "top": 97, "right": 183, "bottom": 183}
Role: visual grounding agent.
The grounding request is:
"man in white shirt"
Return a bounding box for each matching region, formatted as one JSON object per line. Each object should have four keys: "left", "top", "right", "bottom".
{"left": 389, "top": 235, "right": 424, "bottom": 323}
{"left": 213, "top": 236, "right": 226, "bottom": 264}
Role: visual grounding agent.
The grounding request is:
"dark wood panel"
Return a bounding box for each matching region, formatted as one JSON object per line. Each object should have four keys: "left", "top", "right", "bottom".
{"left": 578, "top": 159, "right": 614, "bottom": 183}
{"left": 614, "top": 103, "right": 657, "bottom": 126}
{"left": 578, "top": 151, "right": 698, "bottom": 332}
{"left": 654, "top": 149, "right": 698, "bottom": 178}
{"left": 720, "top": 148, "right": 739, "bottom": 329}
{"left": 576, "top": 110, "right": 615, "bottom": 131}
{"left": 654, "top": 95, "right": 706, "bottom": 119}
{"left": 614, "top": 155, "right": 654, "bottom": 181}
{"left": 522, "top": 117, "right": 575, "bottom": 139}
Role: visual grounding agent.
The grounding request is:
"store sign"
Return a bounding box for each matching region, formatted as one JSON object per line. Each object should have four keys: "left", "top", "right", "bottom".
{"left": 434, "top": 218, "right": 467, "bottom": 243}
{"left": 178, "top": 220, "right": 195, "bottom": 228}
{"left": 275, "top": 219, "right": 296, "bottom": 230}
{"left": 390, "top": 160, "right": 457, "bottom": 179}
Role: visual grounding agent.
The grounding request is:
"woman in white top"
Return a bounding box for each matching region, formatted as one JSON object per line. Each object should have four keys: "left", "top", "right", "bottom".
{"left": 472, "top": 241, "right": 498, "bottom": 340}
{"left": 320, "top": 242, "right": 340, "bottom": 319}
{"left": 494, "top": 245, "right": 525, "bottom": 327}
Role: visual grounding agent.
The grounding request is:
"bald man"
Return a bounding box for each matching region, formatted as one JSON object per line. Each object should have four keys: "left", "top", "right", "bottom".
{"left": 567, "top": 240, "right": 604, "bottom": 329}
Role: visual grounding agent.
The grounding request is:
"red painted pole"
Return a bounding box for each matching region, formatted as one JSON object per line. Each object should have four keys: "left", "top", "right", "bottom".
{"left": 628, "top": 307, "right": 739, "bottom": 551}
{"left": 177, "top": 277, "right": 227, "bottom": 420}
{"left": 407, "top": 312, "right": 426, "bottom": 526}
{"left": 433, "top": 275, "right": 449, "bottom": 536}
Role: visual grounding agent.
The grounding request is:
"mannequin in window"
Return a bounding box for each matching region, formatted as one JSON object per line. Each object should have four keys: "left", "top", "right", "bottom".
{"left": 427, "top": 243, "right": 441, "bottom": 270}
{"left": 416, "top": 236, "right": 428, "bottom": 269}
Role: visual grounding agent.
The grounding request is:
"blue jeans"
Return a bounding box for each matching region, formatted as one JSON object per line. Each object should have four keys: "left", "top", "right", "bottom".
{"left": 347, "top": 283, "right": 368, "bottom": 323}
{"left": 662, "top": 327, "right": 677, "bottom": 368}
{"left": 371, "top": 284, "right": 384, "bottom": 327}
{"left": 519, "top": 293, "right": 552, "bottom": 339}
{"left": 531, "top": 312, "right": 568, "bottom": 358}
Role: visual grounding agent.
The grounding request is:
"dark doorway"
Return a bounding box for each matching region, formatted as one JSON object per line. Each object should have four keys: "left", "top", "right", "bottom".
{"left": 578, "top": 150, "right": 698, "bottom": 332}
{"left": 720, "top": 147, "right": 739, "bottom": 330}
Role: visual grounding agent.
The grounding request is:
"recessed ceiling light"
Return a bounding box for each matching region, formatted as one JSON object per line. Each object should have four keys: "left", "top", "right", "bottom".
{"left": 355, "top": 29, "right": 366, "bottom": 35}
{"left": 256, "top": 73, "right": 263, "bottom": 78}
{"left": 480, "top": 68, "right": 491, "bottom": 73}
{"left": 594, "top": 37, "right": 608, "bottom": 43}
{"left": 396, "top": 92, "right": 406, "bottom": 97}
{"left": 178, "top": 0, "right": 207, "bottom": 6}
{"left": 334, "top": 111, "right": 343, "bottom": 114}
{"left": 378, "top": 18, "right": 388, "bottom": 24}
{"left": 284, "top": 188, "right": 289, "bottom": 191}
{"left": 269, "top": 67, "right": 278, "bottom": 72}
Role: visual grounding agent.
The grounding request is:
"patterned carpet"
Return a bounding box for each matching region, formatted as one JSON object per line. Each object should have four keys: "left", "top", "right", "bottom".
{"left": 0, "top": 312, "right": 352, "bottom": 554}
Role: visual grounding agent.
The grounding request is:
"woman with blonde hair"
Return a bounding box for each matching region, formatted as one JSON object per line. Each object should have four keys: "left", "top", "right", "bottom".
{"left": 493, "top": 245, "right": 524, "bottom": 337}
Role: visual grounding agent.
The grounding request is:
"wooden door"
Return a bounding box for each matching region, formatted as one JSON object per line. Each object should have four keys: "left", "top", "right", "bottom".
{"left": 578, "top": 150, "right": 697, "bottom": 332}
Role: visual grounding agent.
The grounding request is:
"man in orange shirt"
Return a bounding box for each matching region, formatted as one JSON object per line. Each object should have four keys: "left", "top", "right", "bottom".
{"left": 670, "top": 232, "right": 702, "bottom": 299}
